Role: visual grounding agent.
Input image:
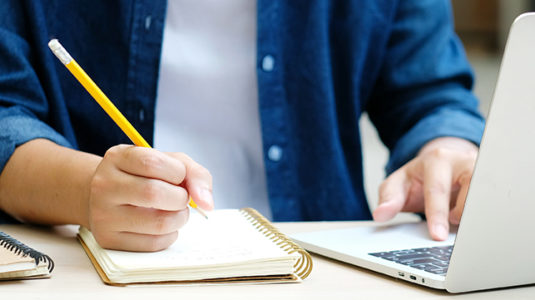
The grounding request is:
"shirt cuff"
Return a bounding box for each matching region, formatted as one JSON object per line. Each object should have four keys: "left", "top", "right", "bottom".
{"left": 385, "top": 108, "right": 485, "bottom": 174}
{"left": 0, "top": 106, "right": 72, "bottom": 172}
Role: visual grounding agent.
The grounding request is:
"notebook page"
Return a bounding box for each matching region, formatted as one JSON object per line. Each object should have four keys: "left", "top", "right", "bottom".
{"left": 104, "top": 209, "right": 292, "bottom": 270}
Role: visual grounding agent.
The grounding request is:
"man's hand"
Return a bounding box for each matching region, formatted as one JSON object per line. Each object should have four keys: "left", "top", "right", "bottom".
{"left": 372, "top": 137, "right": 478, "bottom": 241}
{"left": 88, "top": 145, "right": 213, "bottom": 252}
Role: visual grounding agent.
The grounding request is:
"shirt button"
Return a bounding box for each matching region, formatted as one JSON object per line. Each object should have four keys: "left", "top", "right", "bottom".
{"left": 139, "top": 109, "right": 145, "bottom": 122}
{"left": 267, "top": 145, "right": 283, "bottom": 162}
{"left": 262, "top": 55, "right": 275, "bottom": 72}
{"left": 145, "top": 15, "right": 152, "bottom": 30}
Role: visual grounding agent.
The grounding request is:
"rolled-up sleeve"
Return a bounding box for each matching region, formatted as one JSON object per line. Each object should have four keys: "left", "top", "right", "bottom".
{"left": 366, "top": 0, "right": 485, "bottom": 174}
{"left": 0, "top": 106, "right": 72, "bottom": 171}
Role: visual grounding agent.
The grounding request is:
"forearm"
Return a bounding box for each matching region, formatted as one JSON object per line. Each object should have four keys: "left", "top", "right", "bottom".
{"left": 0, "top": 139, "right": 100, "bottom": 227}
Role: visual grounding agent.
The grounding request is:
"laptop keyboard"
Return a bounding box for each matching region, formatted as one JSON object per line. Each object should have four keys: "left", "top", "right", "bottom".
{"left": 369, "top": 245, "right": 453, "bottom": 276}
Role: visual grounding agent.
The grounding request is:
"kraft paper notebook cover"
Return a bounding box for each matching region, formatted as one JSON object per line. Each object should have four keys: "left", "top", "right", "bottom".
{"left": 78, "top": 208, "right": 312, "bottom": 286}
{"left": 0, "top": 231, "right": 54, "bottom": 280}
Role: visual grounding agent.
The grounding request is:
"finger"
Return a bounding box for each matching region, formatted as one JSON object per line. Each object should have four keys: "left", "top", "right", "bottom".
{"left": 98, "top": 231, "right": 179, "bottom": 252}
{"left": 105, "top": 145, "right": 187, "bottom": 185}
{"left": 167, "top": 152, "right": 214, "bottom": 210}
{"left": 449, "top": 173, "right": 471, "bottom": 224}
{"left": 110, "top": 206, "right": 190, "bottom": 235}
{"left": 130, "top": 177, "right": 189, "bottom": 210}
{"left": 373, "top": 167, "right": 410, "bottom": 222}
{"left": 423, "top": 158, "right": 452, "bottom": 241}
{"left": 95, "top": 166, "right": 189, "bottom": 210}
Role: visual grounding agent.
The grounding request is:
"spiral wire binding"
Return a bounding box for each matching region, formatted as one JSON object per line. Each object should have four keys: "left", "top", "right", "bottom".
{"left": 240, "top": 208, "right": 313, "bottom": 279}
{"left": 0, "top": 231, "right": 55, "bottom": 273}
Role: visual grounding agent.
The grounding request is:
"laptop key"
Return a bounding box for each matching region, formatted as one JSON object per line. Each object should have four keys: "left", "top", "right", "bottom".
{"left": 409, "top": 258, "right": 442, "bottom": 265}
{"left": 395, "top": 253, "right": 432, "bottom": 261}
{"left": 430, "top": 255, "right": 451, "bottom": 262}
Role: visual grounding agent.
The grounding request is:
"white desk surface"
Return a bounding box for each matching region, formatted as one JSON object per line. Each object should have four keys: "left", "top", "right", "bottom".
{"left": 1, "top": 220, "right": 534, "bottom": 299}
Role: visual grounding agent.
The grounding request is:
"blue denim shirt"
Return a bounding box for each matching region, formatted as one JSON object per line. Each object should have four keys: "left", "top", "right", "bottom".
{"left": 0, "top": 0, "right": 484, "bottom": 223}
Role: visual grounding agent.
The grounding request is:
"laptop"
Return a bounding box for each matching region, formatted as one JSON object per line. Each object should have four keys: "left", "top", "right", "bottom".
{"left": 291, "top": 13, "right": 535, "bottom": 293}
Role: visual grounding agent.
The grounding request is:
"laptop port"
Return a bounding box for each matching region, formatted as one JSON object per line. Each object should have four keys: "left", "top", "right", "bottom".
{"left": 410, "top": 275, "right": 417, "bottom": 280}
{"left": 398, "top": 272, "right": 405, "bottom": 277}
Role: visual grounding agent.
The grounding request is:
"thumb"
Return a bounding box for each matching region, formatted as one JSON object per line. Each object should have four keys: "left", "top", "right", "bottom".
{"left": 373, "top": 168, "right": 409, "bottom": 222}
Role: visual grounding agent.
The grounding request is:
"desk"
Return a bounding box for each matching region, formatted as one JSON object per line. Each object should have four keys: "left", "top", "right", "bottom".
{"left": 1, "top": 222, "right": 533, "bottom": 299}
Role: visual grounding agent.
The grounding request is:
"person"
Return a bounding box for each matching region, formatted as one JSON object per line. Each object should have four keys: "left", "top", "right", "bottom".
{"left": 0, "top": 0, "right": 484, "bottom": 251}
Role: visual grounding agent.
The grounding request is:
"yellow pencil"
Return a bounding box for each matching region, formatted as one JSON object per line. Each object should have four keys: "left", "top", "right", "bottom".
{"left": 48, "top": 39, "right": 208, "bottom": 219}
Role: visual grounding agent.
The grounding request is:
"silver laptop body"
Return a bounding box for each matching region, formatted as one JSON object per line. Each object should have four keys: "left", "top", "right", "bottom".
{"left": 292, "top": 13, "right": 535, "bottom": 293}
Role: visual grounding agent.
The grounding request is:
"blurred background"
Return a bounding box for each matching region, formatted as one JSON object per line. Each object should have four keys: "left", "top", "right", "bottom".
{"left": 362, "top": 0, "right": 535, "bottom": 210}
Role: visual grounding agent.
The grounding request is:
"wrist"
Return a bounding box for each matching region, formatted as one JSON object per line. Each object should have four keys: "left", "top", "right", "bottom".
{"left": 77, "top": 155, "right": 101, "bottom": 229}
{"left": 419, "top": 137, "right": 478, "bottom": 156}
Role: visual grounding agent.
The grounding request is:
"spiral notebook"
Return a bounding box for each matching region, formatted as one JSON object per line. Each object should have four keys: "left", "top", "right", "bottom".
{"left": 0, "top": 231, "right": 54, "bottom": 280}
{"left": 78, "top": 208, "right": 312, "bottom": 285}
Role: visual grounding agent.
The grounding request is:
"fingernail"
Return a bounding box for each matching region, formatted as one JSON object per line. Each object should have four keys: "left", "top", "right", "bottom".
{"left": 433, "top": 224, "right": 448, "bottom": 240}
{"left": 201, "top": 188, "right": 213, "bottom": 209}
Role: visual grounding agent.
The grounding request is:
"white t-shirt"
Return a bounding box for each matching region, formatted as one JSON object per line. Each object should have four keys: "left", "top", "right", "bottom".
{"left": 153, "top": 0, "right": 272, "bottom": 219}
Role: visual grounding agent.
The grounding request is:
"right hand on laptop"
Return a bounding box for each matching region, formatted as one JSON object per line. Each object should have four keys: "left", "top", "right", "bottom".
{"left": 88, "top": 145, "right": 213, "bottom": 251}
{"left": 372, "top": 137, "right": 478, "bottom": 241}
